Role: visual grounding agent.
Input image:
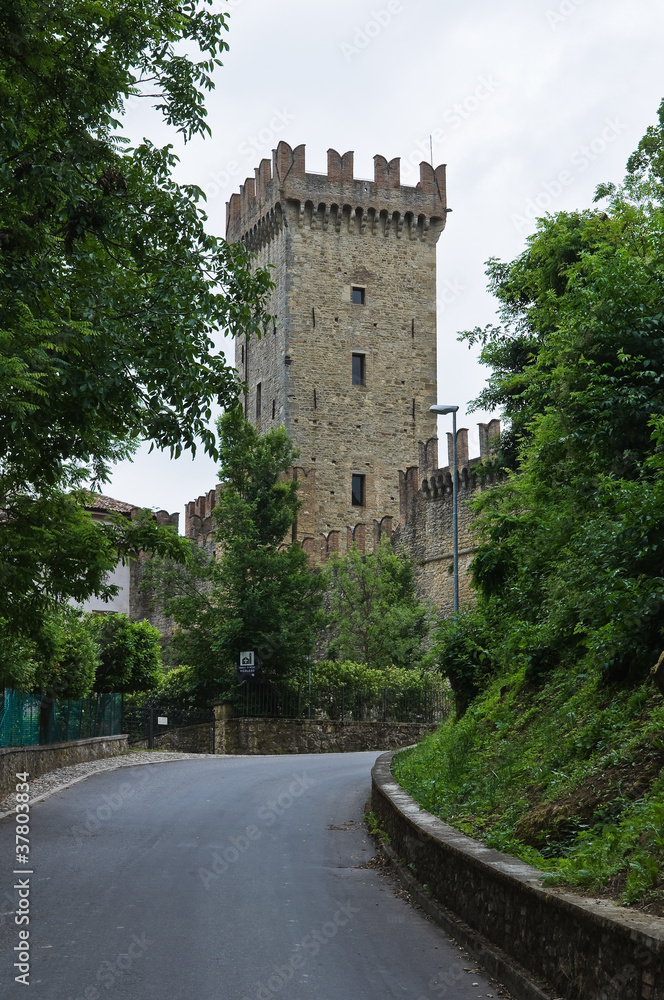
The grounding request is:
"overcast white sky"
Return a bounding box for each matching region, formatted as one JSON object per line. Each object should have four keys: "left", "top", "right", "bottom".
{"left": 104, "top": 0, "right": 664, "bottom": 523}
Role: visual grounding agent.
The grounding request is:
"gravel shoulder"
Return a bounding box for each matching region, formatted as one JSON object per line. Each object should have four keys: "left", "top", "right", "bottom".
{"left": 0, "top": 749, "right": 224, "bottom": 819}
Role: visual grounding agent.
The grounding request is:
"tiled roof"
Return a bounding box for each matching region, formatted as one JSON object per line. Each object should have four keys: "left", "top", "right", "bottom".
{"left": 86, "top": 494, "right": 137, "bottom": 514}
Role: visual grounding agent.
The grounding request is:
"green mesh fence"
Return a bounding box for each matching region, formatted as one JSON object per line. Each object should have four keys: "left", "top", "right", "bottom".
{"left": 0, "top": 689, "right": 123, "bottom": 747}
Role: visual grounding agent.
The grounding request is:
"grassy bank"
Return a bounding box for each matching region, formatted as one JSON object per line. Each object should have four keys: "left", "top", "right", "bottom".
{"left": 392, "top": 664, "right": 664, "bottom": 913}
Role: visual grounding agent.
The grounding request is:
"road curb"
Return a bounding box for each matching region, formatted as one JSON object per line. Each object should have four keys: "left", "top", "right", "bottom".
{"left": 371, "top": 750, "right": 664, "bottom": 1000}
{"left": 376, "top": 838, "right": 556, "bottom": 1000}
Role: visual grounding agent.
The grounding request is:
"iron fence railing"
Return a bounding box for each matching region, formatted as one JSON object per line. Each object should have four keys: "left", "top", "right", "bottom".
{"left": 0, "top": 689, "right": 123, "bottom": 747}
{"left": 233, "top": 682, "right": 451, "bottom": 723}
{"left": 0, "top": 679, "right": 450, "bottom": 749}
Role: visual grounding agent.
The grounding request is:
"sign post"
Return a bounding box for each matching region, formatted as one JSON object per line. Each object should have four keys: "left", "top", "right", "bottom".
{"left": 237, "top": 650, "right": 259, "bottom": 683}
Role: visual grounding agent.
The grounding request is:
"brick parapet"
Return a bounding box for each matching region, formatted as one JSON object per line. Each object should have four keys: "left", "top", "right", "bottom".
{"left": 183, "top": 476, "right": 395, "bottom": 568}
{"left": 185, "top": 487, "right": 218, "bottom": 532}
{"left": 478, "top": 418, "right": 501, "bottom": 460}
{"left": 151, "top": 509, "right": 179, "bottom": 530}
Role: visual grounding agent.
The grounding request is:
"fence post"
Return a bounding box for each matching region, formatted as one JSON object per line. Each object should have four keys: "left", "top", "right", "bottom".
{"left": 148, "top": 706, "right": 154, "bottom": 750}
{"left": 341, "top": 687, "right": 345, "bottom": 724}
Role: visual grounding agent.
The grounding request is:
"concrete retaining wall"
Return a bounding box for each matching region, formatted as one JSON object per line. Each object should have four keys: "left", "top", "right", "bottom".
{"left": 0, "top": 735, "right": 128, "bottom": 801}
{"left": 213, "top": 706, "right": 435, "bottom": 755}
{"left": 371, "top": 751, "right": 664, "bottom": 1000}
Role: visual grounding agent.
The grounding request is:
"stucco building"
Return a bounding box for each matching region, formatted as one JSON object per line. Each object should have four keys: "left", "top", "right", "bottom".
{"left": 78, "top": 495, "right": 179, "bottom": 636}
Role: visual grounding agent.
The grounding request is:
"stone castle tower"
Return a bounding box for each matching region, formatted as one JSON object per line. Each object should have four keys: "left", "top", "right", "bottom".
{"left": 224, "top": 140, "right": 449, "bottom": 562}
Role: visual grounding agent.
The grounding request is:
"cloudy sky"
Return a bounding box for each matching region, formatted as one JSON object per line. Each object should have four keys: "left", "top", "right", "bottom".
{"left": 105, "top": 0, "right": 664, "bottom": 523}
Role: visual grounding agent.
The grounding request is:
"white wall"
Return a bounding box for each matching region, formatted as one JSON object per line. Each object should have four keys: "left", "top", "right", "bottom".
{"left": 72, "top": 512, "right": 131, "bottom": 615}
{"left": 77, "top": 559, "right": 131, "bottom": 616}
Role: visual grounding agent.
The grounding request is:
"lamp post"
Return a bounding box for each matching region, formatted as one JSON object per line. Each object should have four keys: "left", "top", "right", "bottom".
{"left": 430, "top": 404, "right": 460, "bottom": 613}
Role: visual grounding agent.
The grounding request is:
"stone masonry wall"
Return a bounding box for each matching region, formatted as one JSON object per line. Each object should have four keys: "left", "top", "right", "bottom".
{"left": 0, "top": 735, "right": 128, "bottom": 801}
{"left": 213, "top": 705, "right": 435, "bottom": 755}
{"left": 372, "top": 752, "right": 664, "bottom": 1000}
{"left": 151, "top": 723, "right": 213, "bottom": 755}
{"left": 228, "top": 141, "right": 448, "bottom": 561}
{"left": 394, "top": 420, "right": 501, "bottom": 613}
{"left": 129, "top": 508, "right": 180, "bottom": 644}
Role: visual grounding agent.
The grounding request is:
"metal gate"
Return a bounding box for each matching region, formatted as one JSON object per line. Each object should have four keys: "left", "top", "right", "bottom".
{"left": 122, "top": 704, "right": 215, "bottom": 753}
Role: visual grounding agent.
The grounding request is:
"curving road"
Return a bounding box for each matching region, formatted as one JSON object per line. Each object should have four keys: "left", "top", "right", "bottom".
{"left": 0, "top": 753, "right": 503, "bottom": 999}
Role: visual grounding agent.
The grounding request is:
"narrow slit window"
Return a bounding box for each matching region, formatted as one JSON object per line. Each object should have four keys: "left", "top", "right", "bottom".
{"left": 351, "top": 286, "right": 365, "bottom": 305}
{"left": 351, "top": 474, "right": 365, "bottom": 507}
{"left": 271, "top": 399, "right": 275, "bottom": 420}
{"left": 352, "top": 353, "right": 365, "bottom": 386}
{"left": 256, "top": 382, "right": 262, "bottom": 419}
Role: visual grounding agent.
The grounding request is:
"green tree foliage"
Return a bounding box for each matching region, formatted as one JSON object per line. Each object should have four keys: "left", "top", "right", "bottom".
{"left": 294, "top": 660, "right": 438, "bottom": 693}
{"left": 0, "top": 0, "right": 273, "bottom": 652}
{"left": 2, "top": 608, "right": 163, "bottom": 699}
{"left": 449, "top": 98, "right": 664, "bottom": 698}
{"left": 325, "top": 540, "right": 431, "bottom": 670}
{"left": 162, "top": 407, "right": 325, "bottom": 696}
{"left": 33, "top": 608, "right": 101, "bottom": 700}
{"left": 1, "top": 607, "right": 100, "bottom": 699}
{"left": 150, "top": 664, "right": 201, "bottom": 707}
{"left": 432, "top": 609, "right": 496, "bottom": 716}
{"left": 0, "top": 496, "right": 188, "bottom": 676}
{"left": 287, "top": 661, "right": 445, "bottom": 722}
{"left": 0, "top": 626, "right": 38, "bottom": 692}
{"left": 89, "top": 614, "right": 162, "bottom": 693}
{"left": 0, "top": 0, "right": 272, "bottom": 489}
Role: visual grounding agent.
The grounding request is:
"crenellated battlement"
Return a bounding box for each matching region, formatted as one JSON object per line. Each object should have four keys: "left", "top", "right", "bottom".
{"left": 226, "top": 141, "right": 449, "bottom": 250}
{"left": 399, "top": 421, "right": 502, "bottom": 527}
{"left": 393, "top": 422, "right": 503, "bottom": 615}
{"left": 184, "top": 480, "right": 394, "bottom": 567}
{"left": 184, "top": 487, "right": 220, "bottom": 556}
{"left": 422, "top": 419, "right": 501, "bottom": 501}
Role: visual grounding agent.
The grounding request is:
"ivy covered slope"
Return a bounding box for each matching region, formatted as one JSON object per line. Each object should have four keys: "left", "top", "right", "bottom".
{"left": 394, "top": 665, "right": 664, "bottom": 912}
{"left": 394, "top": 99, "right": 664, "bottom": 915}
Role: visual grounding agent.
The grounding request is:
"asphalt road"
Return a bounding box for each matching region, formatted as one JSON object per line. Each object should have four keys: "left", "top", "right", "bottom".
{"left": 0, "top": 753, "right": 503, "bottom": 999}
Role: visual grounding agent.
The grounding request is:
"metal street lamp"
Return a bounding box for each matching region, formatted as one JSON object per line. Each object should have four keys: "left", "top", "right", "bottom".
{"left": 430, "top": 404, "right": 460, "bottom": 613}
